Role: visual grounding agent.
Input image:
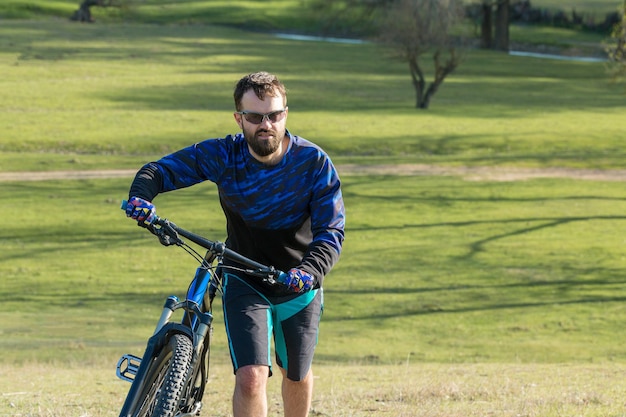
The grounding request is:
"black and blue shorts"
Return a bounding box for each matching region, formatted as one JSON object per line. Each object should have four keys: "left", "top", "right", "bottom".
{"left": 221, "top": 272, "right": 323, "bottom": 381}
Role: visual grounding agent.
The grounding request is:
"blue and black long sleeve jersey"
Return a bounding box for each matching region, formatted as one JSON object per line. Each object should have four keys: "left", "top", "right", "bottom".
{"left": 129, "top": 131, "right": 345, "bottom": 295}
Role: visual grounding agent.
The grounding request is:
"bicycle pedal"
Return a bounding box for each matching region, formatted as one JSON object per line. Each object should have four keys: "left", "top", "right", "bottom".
{"left": 116, "top": 354, "right": 142, "bottom": 382}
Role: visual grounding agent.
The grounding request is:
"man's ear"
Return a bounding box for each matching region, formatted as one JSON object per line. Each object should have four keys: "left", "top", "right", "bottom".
{"left": 233, "top": 113, "right": 243, "bottom": 130}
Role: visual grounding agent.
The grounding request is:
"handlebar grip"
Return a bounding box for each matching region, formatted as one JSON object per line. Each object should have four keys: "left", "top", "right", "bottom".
{"left": 120, "top": 199, "right": 128, "bottom": 210}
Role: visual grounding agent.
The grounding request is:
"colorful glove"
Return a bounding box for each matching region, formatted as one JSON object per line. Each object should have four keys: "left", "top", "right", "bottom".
{"left": 125, "top": 196, "right": 156, "bottom": 224}
{"left": 277, "top": 268, "right": 314, "bottom": 293}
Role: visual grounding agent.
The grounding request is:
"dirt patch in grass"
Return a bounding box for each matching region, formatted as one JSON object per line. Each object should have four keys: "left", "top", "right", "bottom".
{"left": 2, "top": 165, "right": 626, "bottom": 182}
{"left": 337, "top": 164, "right": 626, "bottom": 181}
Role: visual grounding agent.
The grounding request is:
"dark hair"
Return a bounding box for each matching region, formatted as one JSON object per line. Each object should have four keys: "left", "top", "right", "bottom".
{"left": 234, "top": 71, "right": 287, "bottom": 111}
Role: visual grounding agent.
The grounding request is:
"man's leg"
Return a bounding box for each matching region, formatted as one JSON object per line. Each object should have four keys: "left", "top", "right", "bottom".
{"left": 281, "top": 367, "right": 314, "bottom": 417}
{"left": 233, "top": 364, "right": 269, "bottom": 417}
{"left": 223, "top": 275, "right": 272, "bottom": 417}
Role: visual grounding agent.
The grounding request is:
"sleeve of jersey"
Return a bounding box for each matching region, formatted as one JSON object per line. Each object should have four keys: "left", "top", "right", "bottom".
{"left": 128, "top": 140, "right": 227, "bottom": 201}
{"left": 298, "top": 158, "right": 345, "bottom": 287}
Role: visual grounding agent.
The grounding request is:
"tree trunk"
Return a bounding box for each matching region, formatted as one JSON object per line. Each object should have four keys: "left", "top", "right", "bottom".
{"left": 409, "top": 58, "right": 426, "bottom": 109}
{"left": 494, "top": 0, "right": 510, "bottom": 51}
{"left": 70, "top": 0, "right": 105, "bottom": 22}
{"left": 480, "top": 2, "right": 492, "bottom": 49}
{"left": 421, "top": 50, "right": 460, "bottom": 109}
{"left": 410, "top": 49, "right": 461, "bottom": 110}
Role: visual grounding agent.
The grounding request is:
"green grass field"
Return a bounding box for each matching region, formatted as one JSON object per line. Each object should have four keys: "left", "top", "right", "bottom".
{"left": 0, "top": 0, "right": 622, "bottom": 26}
{"left": 1, "top": 1, "right": 626, "bottom": 415}
{"left": 0, "top": 18, "right": 623, "bottom": 172}
{"left": 2, "top": 174, "right": 626, "bottom": 365}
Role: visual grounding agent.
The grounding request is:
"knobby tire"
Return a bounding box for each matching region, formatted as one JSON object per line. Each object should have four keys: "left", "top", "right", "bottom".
{"left": 132, "top": 333, "right": 193, "bottom": 417}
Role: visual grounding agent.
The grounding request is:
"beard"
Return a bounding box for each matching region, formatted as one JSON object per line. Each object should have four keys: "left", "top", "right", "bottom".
{"left": 244, "top": 127, "right": 284, "bottom": 157}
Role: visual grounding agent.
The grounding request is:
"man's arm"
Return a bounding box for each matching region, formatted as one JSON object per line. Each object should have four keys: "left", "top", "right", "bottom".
{"left": 298, "top": 159, "right": 345, "bottom": 287}
{"left": 128, "top": 162, "right": 163, "bottom": 201}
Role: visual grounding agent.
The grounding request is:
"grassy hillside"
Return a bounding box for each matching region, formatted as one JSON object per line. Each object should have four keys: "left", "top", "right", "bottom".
{"left": 0, "top": 0, "right": 323, "bottom": 32}
{"left": 0, "top": 19, "right": 623, "bottom": 172}
{"left": 2, "top": 173, "right": 626, "bottom": 365}
{"left": 1, "top": 0, "right": 621, "bottom": 25}
{"left": 1, "top": 3, "right": 625, "bottom": 365}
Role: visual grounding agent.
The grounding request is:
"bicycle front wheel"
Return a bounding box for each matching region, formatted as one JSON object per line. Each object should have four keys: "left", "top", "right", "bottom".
{"left": 132, "top": 333, "right": 193, "bottom": 417}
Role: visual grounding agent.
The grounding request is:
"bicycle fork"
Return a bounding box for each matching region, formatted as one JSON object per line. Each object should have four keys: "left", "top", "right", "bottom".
{"left": 116, "top": 295, "right": 213, "bottom": 382}
{"left": 116, "top": 297, "right": 214, "bottom": 417}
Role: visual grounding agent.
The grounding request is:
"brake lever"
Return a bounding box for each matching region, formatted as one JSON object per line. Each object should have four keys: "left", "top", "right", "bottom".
{"left": 151, "top": 221, "right": 184, "bottom": 247}
{"left": 247, "top": 267, "right": 281, "bottom": 286}
{"left": 263, "top": 277, "right": 278, "bottom": 286}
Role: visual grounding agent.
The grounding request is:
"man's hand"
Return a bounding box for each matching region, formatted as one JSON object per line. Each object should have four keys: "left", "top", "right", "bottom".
{"left": 277, "top": 268, "right": 314, "bottom": 293}
{"left": 125, "top": 196, "right": 156, "bottom": 224}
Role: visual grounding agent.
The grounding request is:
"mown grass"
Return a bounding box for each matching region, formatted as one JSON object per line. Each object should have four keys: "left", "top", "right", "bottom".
{"left": 537, "top": 0, "right": 623, "bottom": 15}
{"left": 0, "top": 0, "right": 323, "bottom": 32}
{"left": 1, "top": 175, "right": 625, "bottom": 366}
{"left": 2, "top": 362, "right": 626, "bottom": 417}
{"left": 0, "top": 0, "right": 621, "bottom": 25}
{"left": 1, "top": 19, "right": 624, "bottom": 173}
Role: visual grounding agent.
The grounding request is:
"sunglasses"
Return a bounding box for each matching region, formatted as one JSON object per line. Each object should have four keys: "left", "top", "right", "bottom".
{"left": 236, "top": 108, "right": 287, "bottom": 124}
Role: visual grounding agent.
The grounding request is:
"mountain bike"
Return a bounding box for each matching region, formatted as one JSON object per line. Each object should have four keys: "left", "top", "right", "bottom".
{"left": 116, "top": 202, "right": 281, "bottom": 417}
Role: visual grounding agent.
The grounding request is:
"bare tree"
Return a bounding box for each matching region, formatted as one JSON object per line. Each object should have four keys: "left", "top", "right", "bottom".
{"left": 378, "top": 0, "right": 466, "bottom": 109}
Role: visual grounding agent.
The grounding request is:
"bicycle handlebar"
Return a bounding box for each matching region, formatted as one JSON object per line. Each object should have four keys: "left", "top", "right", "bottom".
{"left": 121, "top": 200, "right": 281, "bottom": 283}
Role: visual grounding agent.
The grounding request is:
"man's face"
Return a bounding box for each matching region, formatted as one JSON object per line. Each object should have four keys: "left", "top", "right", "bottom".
{"left": 235, "top": 90, "right": 288, "bottom": 158}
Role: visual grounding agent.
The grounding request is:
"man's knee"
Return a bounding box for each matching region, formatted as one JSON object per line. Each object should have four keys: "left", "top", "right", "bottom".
{"left": 236, "top": 365, "right": 269, "bottom": 395}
